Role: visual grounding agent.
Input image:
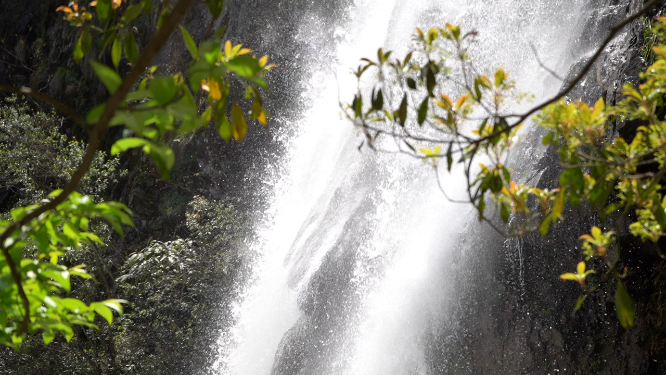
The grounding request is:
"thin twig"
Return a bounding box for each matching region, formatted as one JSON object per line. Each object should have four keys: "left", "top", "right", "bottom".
{"left": 529, "top": 43, "right": 563, "bottom": 81}
{"left": 475, "top": 0, "right": 661, "bottom": 145}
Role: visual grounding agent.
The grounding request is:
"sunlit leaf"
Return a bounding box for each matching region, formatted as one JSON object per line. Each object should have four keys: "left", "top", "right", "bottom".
{"left": 111, "top": 138, "right": 150, "bottom": 155}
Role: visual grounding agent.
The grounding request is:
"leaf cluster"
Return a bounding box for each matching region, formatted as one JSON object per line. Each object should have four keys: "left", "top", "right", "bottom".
{"left": 0, "top": 0, "right": 274, "bottom": 348}
{"left": 345, "top": 18, "right": 666, "bottom": 329}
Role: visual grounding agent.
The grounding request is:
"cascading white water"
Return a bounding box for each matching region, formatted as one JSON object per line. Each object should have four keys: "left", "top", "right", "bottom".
{"left": 215, "top": 0, "right": 587, "bottom": 373}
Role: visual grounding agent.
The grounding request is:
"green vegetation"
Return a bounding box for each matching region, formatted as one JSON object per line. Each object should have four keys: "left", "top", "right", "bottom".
{"left": 115, "top": 196, "right": 248, "bottom": 373}
{"left": 345, "top": 7, "right": 665, "bottom": 329}
{"left": 0, "top": 0, "right": 271, "bottom": 351}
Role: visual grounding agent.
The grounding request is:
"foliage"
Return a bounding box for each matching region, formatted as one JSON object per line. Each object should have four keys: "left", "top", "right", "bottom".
{"left": 114, "top": 196, "right": 247, "bottom": 374}
{"left": 0, "top": 98, "right": 122, "bottom": 207}
{"left": 0, "top": 0, "right": 273, "bottom": 348}
{"left": 345, "top": 18, "right": 666, "bottom": 329}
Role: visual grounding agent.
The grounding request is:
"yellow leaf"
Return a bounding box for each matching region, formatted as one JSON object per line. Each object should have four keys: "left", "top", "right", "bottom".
{"left": 592, "top": 98, "right": 604, "bottom": 118}
{"left": 224, "top": 41, "right": 232, "bottom": 57}
{"left": 455, "top": 95, "right": 469, "bottom": 109}
{"left": 577, "top": 261, "right": 586, "bottom": 275}
{"left": 232, "top": 44, "right": 242, "bottom": 55}
{"left": 439, "top": 94, "right": 452, "bottom": 107}
{"left": 90, "top": 1, "right": 98, "bottom": 6}
{"left": 238, "top": 48, "right": 252, "bottom": 56}
{"left": 56, "top": 6, "right": 73, "bottom": 13}
{"left": 230, "top": 101, "right": 247, "bottom": 141}
{"left": 112, "top": 0, "right": 122, "bottom": 10}
{"left": 258, "top": 55, "right": 268, "bottom": 68}
{"left": 257, "top": 111, "right": 267, "bottom": 126}
{"left": 208, "top": 79, "right": 222, "bottom": 101}
{"left": 560, "top": 273, "right": 577, "bottom": 281}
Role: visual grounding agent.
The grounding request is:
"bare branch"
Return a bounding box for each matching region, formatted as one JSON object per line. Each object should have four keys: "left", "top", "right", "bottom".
{"left": 529, "top": 43, "right": 563, "bottom": 81}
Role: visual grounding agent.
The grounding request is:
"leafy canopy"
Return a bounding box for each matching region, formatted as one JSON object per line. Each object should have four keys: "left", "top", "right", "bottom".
{"left": 345, "top": 17, "right": 666, "bottom": 329}
{"left": 0, "top": 0, "right": 273, "bottom": 348}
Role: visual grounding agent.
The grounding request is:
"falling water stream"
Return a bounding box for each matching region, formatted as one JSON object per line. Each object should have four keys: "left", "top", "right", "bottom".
{"left": 214, "top": 0, "right": 589, "bottom": 373}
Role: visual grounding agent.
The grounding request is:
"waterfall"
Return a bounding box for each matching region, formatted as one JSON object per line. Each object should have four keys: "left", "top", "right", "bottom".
{"left": 214, "top": 0, "right": 588, "bottom": 373}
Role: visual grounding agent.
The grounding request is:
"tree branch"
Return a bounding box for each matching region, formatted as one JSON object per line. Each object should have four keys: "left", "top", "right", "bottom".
{"left": 0, "top": 84, "right": 90, "bottom": 132}
{"left": 0, "top": 0, "right": 196, "bottom": 336}
{"left": 474, "top": 0, "right": 661, "bottom": 145}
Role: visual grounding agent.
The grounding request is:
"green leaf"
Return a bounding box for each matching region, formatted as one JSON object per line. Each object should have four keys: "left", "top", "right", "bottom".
{"left": 10, "top": 207, "right": 26, "bottom": 221}
{"left": 42, "top": 267, "right": 71, "bottom": 291}
{"left": 214, "top": 101, "right": 231, "bottom": 141}
{"left": 81, "top": 31, "right": 92, "bottom": 56}
{"left": 575, "top": 294, "right": 588, "bottom": 310}
{"left": 251, "top": 99, "right": 267, "bottom": 126}
{"left": 111, "top": 138, "right": 150, "bottom": 155}
{"left": 73, "top": 34, "right": 88, "bottom": 62}
{"left": 446, "top": 142, "right": 453, "bottom": 172}
{"left": 500, "top": 203, "right": 510, "bottom": 223}
{"left": 353, "top": 95, "right": 362, "bottom": 118}
{"left": 371, "top": 89, "right": 384, "bottom": 110}
{"left": 91, "top": 61, "right": 122, "bottom": 94}
{"left": 43, "top": 331, "right": 55, "bottom": 345}
{"left": 615, "top": 281, "right": 635, "bottom": 329}
{"left": 91, "top": 303, "right": 113, "bottom": 325}
{"left": 61, "top": 298, "right": 88, "bottom": 313}
{"left": 149, "top": 76, "right": 177, "bottom": 105}
{"left": 425, "top": 63, "right": 437, "bottom": 95}
{"left": 214, "top": 27, "right": 227, "bottom": 39}
{"left": 112, "top": 36, "right": 122, "bottom": 70}
{"left": 406, "top": 78, "right": 417, "bottom": 90}
{"left": 539, "top": 215, "right": 552, "bottom": 236}
{"left": 102, "top": 299, "right": 127, "bottom": 315}
{"left": 125, "top": 89, "right": 152, "bottom": 102}
{"left": 147, "top": 143, "right": 175, "bottom": 179}
{"left": 125, "top": 32, "right": 140, "bottom": 64}
{"left": 206, "top": 0, "right": 224, "bottom": 19}
{"left": 86, "top": 103, "right": 106, "bottom": 124}
{"left": 225, "top": 55, "right": 261, "bottom": 78}
{"left": 96, "top": 0, "right": 112, "bottom": 22}
{"left": 122, "top": 4, "right": 144, "bottom": 23}
{"left": 417, "top": 98, "right": 428, "bottom": 125}
{"left": 231, "top": 101, "right": 247, "bottom": 141}
{"left": 157, "top": 7, "right": 171, "bottom": 29}
{"left": 69, "top": 266, "right": 92, "bottom": 279}
{"left": 142, "top": 0, "right": 152, "bottom": 12}
{"left": 30, "top": 229, "right": 50, "bottom": 253}
{"left": 179, "top": 26, "right": 198, "bottom": 59}
{"left": 398, "top": 95, "right": 407, "bottom": 126}
{"left": 495, "top": 68, "right": 506, "bottom": 87}
{"left": 655, "top": 204, "right": 666, "bottom": 230}
{"left": 542, "top": 132, "right": 554, "bottom": 145}
{"left": 478, "top": 195, "right": 485, "bottom": 221}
